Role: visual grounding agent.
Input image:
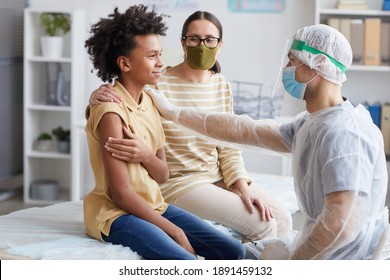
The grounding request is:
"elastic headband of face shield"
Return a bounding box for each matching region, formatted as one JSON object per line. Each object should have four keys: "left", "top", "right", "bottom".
{"left": 290, "top": 39, "right": 347, "bottom": 73}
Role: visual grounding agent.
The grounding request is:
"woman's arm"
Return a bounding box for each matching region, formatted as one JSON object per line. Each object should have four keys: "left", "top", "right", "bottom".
{"left": 232, "top": 179, "right": 274, "bottom": 221}
{"left": 105, "top": 126, "right": 169, "bottom": 184}
{"left": 97, "top": 112, "right": 194, "bottom": 254}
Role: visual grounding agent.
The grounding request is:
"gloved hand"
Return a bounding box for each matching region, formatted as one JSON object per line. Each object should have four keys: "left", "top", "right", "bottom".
{"left": 144, "top": 86, "right": 179, "bottom": 121}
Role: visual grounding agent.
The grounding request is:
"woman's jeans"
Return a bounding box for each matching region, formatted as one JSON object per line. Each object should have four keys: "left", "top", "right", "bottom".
{"left": 102, "top": 204, "right": 245, "bottom": 260}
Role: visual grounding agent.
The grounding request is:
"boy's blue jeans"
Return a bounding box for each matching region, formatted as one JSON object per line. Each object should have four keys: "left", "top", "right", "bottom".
{"left": 102, "top": 204, "right": 245, "bottom": 260}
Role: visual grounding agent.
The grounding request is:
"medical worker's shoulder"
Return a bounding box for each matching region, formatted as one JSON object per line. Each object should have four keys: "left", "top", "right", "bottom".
{"left": 281, "top": 111, "right": 308, "bottom": 132}
{"left": 323, "top": 101, "right": 367, "bottom": 136}
{"left": 315, "top": 106, "right": 352, "bottom": 136}
{"left": 278, "top": 111, "right": 309, "bottom": 147}
{"left": 315, "top": 104, "right": 365, "bottom": 158}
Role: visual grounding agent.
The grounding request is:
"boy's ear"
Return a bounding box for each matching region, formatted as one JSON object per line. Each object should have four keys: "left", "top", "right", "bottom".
{"left": 117, "top": 56, "right": 131, "bottom": 72}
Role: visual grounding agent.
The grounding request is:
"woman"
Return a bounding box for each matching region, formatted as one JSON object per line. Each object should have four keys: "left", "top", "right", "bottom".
{"left": 83, "top": 5, "right": 245, "bottom": 260}
{"left": 89, "top": 11, "right": 292, "bottom": 243}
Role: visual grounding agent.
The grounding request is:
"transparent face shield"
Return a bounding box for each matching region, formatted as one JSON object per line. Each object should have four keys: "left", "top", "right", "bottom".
{"left": 270, "top": 38, "right": 290, "bottom": 99}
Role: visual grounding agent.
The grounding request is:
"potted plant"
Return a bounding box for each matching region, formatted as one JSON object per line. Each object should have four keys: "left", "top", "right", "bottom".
{"left": 36, "top": 132, "right": 53, "bottom": 151}
{"left": 52, "top": 126, "right": 70, "bottom": 153}
{"left": 40, "top": 12, "right": 71, "bottom": 58}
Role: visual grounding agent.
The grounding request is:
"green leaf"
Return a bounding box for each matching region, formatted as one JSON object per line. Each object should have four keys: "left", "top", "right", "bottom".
{"left": 40, "top": 13, "right": 71, "bottom": 36}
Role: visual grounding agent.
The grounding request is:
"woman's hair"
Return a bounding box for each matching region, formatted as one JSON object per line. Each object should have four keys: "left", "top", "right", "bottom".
{"left": 181, "top": 11, "right": 223, "bottom": 73}
{"left": 85, "top": 4, "right": 168, "bottom": 82}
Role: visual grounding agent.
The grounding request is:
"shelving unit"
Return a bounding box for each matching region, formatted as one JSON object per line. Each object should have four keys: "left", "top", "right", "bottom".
{"left": 23, "top": 8, "right": 86, "bottom": 204}
{"left": 318, "top": 14, "right": 390, "bottom": 70}
{"left": 315, "top": 0, "right": 390, "bottom": 105}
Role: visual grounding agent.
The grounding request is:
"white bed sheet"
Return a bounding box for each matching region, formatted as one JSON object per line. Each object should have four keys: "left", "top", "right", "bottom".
{"left": 0, "top": 200, "right": 141, "bottom": 260}
{"left": 0, "top": 173, "right": 298, "bottom": 260}
{"left": 248, "top": 172, "right": 298, "bottom": 215}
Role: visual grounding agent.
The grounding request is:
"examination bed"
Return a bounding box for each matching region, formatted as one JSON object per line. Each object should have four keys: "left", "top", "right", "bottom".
{"left": 0, "top": 173, "right": 299, "bottom": 260}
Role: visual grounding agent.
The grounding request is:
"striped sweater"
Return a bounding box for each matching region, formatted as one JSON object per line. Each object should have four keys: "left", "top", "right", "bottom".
{"left": 155, "top": 69, "right": 250, "bottom": 201}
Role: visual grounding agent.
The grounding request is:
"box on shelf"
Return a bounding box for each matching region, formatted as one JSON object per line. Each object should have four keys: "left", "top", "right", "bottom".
{"left": 30, "top": 179, "right": 59, "bottom": 200}
{"left": 336, "top": 0, "right": 368, "bottom": 10}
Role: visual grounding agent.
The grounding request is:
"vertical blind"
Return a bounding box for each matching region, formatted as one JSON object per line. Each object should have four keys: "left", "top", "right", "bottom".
{"left": 0, "top": 0, "right": 25, "bottom": 181}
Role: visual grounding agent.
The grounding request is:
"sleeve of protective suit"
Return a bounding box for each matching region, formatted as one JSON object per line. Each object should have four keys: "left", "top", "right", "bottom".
{"left": 145, "top": 86, "right": 290, "bottom": 154}
{"left": 216, "top": 83, "right": 251, "bottom": 189}
{"left": 290, "top": 190, "right": 366, "bottom": 260}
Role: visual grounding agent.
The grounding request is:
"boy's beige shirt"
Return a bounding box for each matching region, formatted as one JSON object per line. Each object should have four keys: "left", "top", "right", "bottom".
{"left": 84, "top": 81, "right": 168, "bottom": 241}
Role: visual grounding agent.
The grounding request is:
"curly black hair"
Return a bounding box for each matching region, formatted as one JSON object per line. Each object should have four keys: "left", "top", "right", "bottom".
{"left": 85, "top": 4, "right": 168, "bottom": 82}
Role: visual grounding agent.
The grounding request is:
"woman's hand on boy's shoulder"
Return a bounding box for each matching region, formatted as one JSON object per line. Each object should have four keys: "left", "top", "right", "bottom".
{"left": 89, "top": 83, "right": 121, "bottom": 106}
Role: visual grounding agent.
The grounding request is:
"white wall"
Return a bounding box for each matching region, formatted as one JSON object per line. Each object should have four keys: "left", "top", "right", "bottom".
{"left": 29, "top": 0, "right": 312, "bottom": 111}
{"left": 28, "top": 0, "right": 314, "bottom": 175}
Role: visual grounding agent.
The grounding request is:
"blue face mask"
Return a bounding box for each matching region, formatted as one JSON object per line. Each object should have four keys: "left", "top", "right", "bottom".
{"left": 282, "top": 64, "right": 319, "bottom": 100}
{"left": 282, "top": 65, "right": 306, "bottom": 100}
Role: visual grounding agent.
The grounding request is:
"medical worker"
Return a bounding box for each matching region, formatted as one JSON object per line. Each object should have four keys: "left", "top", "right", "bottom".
{"left": 145, "top": 24, "right": 389, "bottom": 259}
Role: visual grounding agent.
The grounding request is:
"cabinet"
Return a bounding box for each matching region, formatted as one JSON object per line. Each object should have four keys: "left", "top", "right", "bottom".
{"left": 314, "top": 0, "right": 390, "bottom": 104}
{"left": 23, "top": 8, "right": 86, "bottom": 204}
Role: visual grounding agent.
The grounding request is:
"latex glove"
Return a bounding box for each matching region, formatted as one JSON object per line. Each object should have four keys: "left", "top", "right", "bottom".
{"left": 144, "top": 86, "right": 179, "bottom": 121}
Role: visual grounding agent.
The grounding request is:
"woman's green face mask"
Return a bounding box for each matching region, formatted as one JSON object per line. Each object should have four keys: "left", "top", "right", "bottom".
{"left": 184, "top": 44, "right": 219, "bottom": 70}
